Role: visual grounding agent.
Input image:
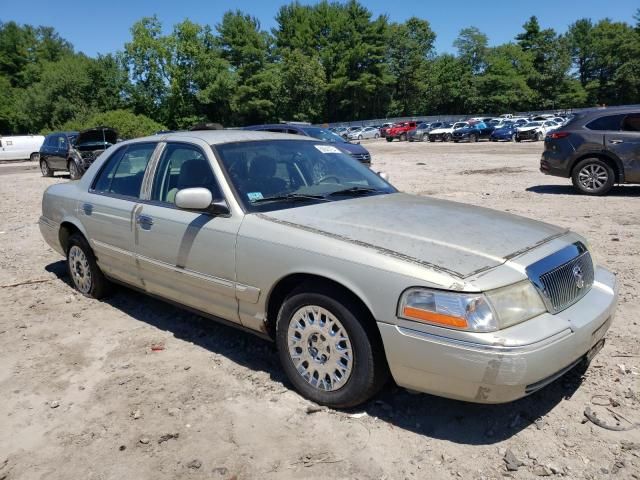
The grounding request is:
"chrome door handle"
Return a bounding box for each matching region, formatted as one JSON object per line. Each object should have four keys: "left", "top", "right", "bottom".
{"left": 136, "top": 215, "right": 154, "bottom": 229}
{"left": 82, "top": 203, "right": 93, "bottom": 215}
{"left": 609, "top": 139, "right": 623, "bottom": 144}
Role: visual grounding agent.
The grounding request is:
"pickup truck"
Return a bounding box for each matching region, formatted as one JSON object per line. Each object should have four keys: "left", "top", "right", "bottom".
{"left": 385, "top": 121, "right": 418, "bottom": 142}
{"left": 451, "top": 122, "right": 495, "bottom": 143}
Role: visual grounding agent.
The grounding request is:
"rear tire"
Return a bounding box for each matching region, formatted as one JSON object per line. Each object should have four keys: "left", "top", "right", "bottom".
{"left": 386, "top": 137, "right": 393, "bottom": 142}
{"left": 571, "top": 158, "right": 615, "bottom": 196}
{"left": 444, "top": 134, "right": 451, "bottom": 142}
{"left": 400, "top": 133, "right": 407, "bottom": 142}
{"left": 276, "top": 286, "right": 388, "bottom": 408}
{"left": 40, "top": 160, "right": 53, "bottom": 177}
{"left": 470, "top": 134, "right": 478, "bottom": 143}
{"left": 30, "top": 152, "right": 40, "bottom": 162}
{"left": 66, "top": 233, "right": 112, "bottom": 299}
{"left": 511, "top": 133, "right": 517, "bottom": 142}
{"left": 374, "top": 133, "right": 379, "bottom": 139}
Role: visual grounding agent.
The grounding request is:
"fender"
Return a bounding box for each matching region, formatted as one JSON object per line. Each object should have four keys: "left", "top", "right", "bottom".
{"left": 571, "top": 150, "right": 625, "bottom": 183}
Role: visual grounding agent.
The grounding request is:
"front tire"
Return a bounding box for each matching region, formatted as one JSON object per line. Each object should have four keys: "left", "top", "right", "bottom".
{"left": 276, "top": 288, "right": 388, "bottom": 408}
{"left": 511, "top": 133, "right": 517, "bottom": 142}
{"left": 444, "top": 134, "right": 451, "bottom": 142}
{"left": 386, "top": 137, "right": 393, "bottom": 142}
{"left": 374, "top": 133, "right": 379, "bottom": 139}
{"left": 68, "top": 160, "right": 82, "bottom": 180}
{"left": 67, "top": 233, "right": 112, "bottom": 299}
{"left": 30, "top": 152, "right": 40, "bottom": 162}
{"left": 400, "top": 133, "right": 407, "bottom": 142}
{"left": 571, "top": 158, "right": 615, "bottom": 196}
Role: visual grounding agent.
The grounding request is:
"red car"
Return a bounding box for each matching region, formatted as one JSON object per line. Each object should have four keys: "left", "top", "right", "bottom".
{"left": 385, "top": 121, "right": 418, "bottom": 142}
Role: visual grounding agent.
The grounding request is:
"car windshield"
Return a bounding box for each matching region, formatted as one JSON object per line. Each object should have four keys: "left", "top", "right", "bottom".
{"left": 215, "top": 140, "right": 396, "bottom": 212}
{"left": 301, "top": 127, "right": 347, "bottom": 144}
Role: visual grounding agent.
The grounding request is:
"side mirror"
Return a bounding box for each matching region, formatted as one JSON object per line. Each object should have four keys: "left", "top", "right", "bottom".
{"left": 175, "top": 187, "right": 214, "bottom": 211}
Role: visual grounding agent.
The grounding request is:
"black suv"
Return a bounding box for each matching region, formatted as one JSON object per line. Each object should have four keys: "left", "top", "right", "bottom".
{"left": 541, "top": 108, "right": 640, "bottom": 195}
{"left": 40, "top": 127, "right": 117, "bottom": 179}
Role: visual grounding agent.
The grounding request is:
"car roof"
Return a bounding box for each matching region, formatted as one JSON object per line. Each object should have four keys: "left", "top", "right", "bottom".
{"left": 135, "top": 129, "right": 312, "bottom": 145}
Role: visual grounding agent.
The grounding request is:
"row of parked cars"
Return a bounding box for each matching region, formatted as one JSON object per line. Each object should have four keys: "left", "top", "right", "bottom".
{"left": 331, "top": 114, "right": 571, "bottom": 144}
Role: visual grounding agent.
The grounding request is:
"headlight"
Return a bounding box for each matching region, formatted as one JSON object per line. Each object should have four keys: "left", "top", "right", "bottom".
{"left": 398, "top": 282, "right": 546, "bottom": 332}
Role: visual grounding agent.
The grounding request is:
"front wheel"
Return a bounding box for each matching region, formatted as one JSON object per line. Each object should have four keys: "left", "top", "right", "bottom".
{"left": 470, "top": 134, "right": 478, "bottom": 143}
{"left": 535, "top": 132, "right": 543, "bottom": 141}
{"left": 276, "top": 288, "right": 388, "bottom": 408}
{"left": 68, "top": 160, "right": 82, "bottom": 180}
{"left": 511, "top": 133, "right": 517, "bottom": 142}
{"left": 571, "top": 158, "right": 614, "bottom": 196}
{"left": 67, "top": 234, "right": 112, "bottom": 298}
{"left": 358, "top": 135, "right": 362, "bottom": 140}
{"left": 374, "top": 133, "right": 379, "bottom": 139}
{"left": 444, "top": 134, "right": 451, "bottom": 142}
{"left": 30, "top": 152, "right": 40, "bottom": 162}
{"left": 386, "top": 137, "right": 393, "bottom": 142}
{"left": 400, "top": 133, "right": 407, "bottom": 142}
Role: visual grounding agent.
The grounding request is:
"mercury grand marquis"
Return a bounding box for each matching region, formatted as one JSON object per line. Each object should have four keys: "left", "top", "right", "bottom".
{"left": 39, "top": 130, "right": 618, "bottom": 408}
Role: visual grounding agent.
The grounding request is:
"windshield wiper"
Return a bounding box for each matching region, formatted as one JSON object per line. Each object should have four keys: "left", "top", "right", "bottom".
{"left": 251, "top": 193, "right": 328, "bottom": 204}
{"left": 325, "top": 186, "right": 381, "bottom": 197}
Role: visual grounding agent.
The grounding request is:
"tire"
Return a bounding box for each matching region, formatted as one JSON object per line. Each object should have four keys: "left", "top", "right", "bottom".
{"left": 358, "top": 135, "right": 362, "bottom": 140}
{"left": 408, "top": 137, "right": 414, "bottom": 142}
{"left": 444, "top": 134, "right": 451, "bottom": 142}
{"left": 66, "top": 233, "right": 112, "bottom": 299}
{"left": 515, "top": 136, "right": 522, "bottom": 142}
{"left": 571, "top": 158, "right": 615, "bottom": 196}
{"left": 68, "top": 160, "right": 82, "bottom": 180}
{"left": 30, "top": 152, "right": 40, "bottom": 162}
{"left": 386, "top": 137, "right": 393, "bottom": 142}
{"left": 40, "top": 159, "right": 53, "bottom": 177}
{"left": 374, "top": 133, "right": 379, "bottom": 139}
{"left": 470, "top": 134, "right": 478, "bottom": 143}
{"left": 511, "top": 133, "right": 517, "bottom": 142}
{"left": 400, "top": 133, "right": 407, "bottom": 142}
{"left": 276, "top": 287, "right": 389, "bottom": 408}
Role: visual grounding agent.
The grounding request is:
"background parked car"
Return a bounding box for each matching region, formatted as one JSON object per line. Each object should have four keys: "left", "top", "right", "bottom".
{"left": 490, "top": 122, "right": 520, "bottom": 142}
{"left": 39, "top": 127, "right": 118, "bottom": 179}
{"left": 0, "top": 134, "right": 45, "bottom": 162}
{"left": 244, "top": 124, "right": 371, "bottom": 165}
{"left": 407, "top": 123, "right": 429, "bottom": 142}
{"left": 516, "top": 120, "right": 558, "bottom": 142}
{"left": 347, "top": 126, "right": 380, "bottom": 140}
{"left": 386, "top": 121, "right": 418, "bottom": 142}
{"left": 428, "top": 122, "right": 466, "bottom": 142}
{"left": 452, "top": 121, "right": 494, "bottom": 142}
{"left": 541, "top": 107, "right": 640, "bottom": 195}
{"left": 380, "top": 123, "right": 393, "bottom": 138}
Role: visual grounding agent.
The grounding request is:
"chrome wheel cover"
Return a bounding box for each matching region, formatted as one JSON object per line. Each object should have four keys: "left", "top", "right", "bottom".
{"left": 69, "top": 162, "right": 78, "bottom": 178}
{"left": 287, "top": 305, "right": 353, "bottom": 391}
{"left": 68, "top": 245, "right": 92, "bottom": 294}
{"left": 40, "top": 162, "right": 49, "bottom": 176}
{"left": 578, "top": 164, "right": 608, "bottom": 191}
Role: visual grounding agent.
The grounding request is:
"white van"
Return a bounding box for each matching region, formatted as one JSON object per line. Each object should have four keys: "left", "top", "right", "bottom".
{"left": 0, "top": 135, "right": 45, "bottom": 162}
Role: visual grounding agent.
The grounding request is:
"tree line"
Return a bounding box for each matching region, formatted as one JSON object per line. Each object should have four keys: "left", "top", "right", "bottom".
{"left": 1, "top": 1, "right": 639, "bottom": 136}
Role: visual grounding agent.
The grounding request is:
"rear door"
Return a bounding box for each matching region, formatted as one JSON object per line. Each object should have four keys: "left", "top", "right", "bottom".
{"left": 606, "top": 112, "right": 640, "bottom": 182}
{"left": 135, "top": 141, "right": 242, "bottom": 322}
{"left": 80, "top": 142, "right": 158, "bottom": 287}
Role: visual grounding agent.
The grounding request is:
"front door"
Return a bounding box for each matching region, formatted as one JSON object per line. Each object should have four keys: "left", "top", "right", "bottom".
{"left": 606, "top": 112, "right": 640, "bottom": 182}
{"left": 79, "top": 142, "right": 158, "bottom": 287}
{"left": 135, "top": 142, "right": 242, "bottom": 323}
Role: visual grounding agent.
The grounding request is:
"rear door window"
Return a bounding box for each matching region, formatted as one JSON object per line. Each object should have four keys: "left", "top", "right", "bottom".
{"left": 586, "top": 114, "right": 625, "bottom": 131}
{"left": 621, "top": 113, "right": 640, "bottom": 132}
{"left": 92, "top": 143, "right": 156, "bottom": 198}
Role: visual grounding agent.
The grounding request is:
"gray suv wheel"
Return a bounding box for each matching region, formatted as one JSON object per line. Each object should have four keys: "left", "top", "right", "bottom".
{"left": 571, "top": 158, "right": 615, "bottom": 196}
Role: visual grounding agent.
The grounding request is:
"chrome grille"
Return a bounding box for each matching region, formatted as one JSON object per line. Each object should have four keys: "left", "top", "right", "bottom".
{"left": 526, "top": 242, "right": 594, "bottom": 314}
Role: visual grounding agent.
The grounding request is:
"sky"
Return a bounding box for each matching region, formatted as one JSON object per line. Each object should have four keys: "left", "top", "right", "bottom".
{"left": 1, "top": 0, "right": 638, "bottom": 57}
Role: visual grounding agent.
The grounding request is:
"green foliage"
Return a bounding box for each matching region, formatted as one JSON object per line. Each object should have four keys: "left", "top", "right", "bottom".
{"left": 60, "top": 110, "right": 166, "bottom": 139}
{"left": 1, "top": 4, "right": 640, "bottom": 136}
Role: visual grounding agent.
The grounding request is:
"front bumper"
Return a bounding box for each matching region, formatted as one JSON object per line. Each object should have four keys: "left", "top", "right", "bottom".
{"left": 379, "top": 266, "right": 617, "bottom": 403}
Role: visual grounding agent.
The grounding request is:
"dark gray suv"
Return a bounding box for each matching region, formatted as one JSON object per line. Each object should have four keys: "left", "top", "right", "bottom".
{"left": 540, "top": 107, "right": 640, "bottom": 195}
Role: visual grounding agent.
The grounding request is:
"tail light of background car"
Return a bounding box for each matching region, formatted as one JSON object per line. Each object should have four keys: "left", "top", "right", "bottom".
{"left": 547, "top": 131, "right": 570, "bottom": 139}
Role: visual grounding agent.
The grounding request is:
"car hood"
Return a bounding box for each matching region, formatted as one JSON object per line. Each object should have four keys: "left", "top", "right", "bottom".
{"left": 430, "top": 127, "right": 452, "bottom": 134}
{"left": 519, "top": 126, "right": 540, "bottom": 132}
{"left": 335, "top": 141, "right": 368, "bottom": 155}
{"left": 259, "top": 193, "right": 567, "bottom": 279}
{"left": 75, "top": 127, "right": 118, "bottom": 147}
{"left": 493, "top": 127, "right": 515, "bottom": 134}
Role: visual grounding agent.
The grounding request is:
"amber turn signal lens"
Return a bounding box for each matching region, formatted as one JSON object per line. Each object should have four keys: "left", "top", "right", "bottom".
{"left": 402, "top": 306, "right": 469, "bottom": 328}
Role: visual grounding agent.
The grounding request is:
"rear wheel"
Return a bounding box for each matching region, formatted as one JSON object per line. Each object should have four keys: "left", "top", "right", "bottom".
{"left": 511, "top": 133, "right": 517, "bottom": 142}
{"left": 30, "top": 152, "right": 40, "bottom": 162}
{"left": 444, "top": 134, "right": 451, "bottom": 142}
{"left": 470, "top": 134, "right": 478, "bottom": 143}
{"left": 66, "top": 233, "right": 112, "bottom": 299}
{"left": 571, "top": 158, "right": 615, "bottom": 196}
{"left": 386, "top": 137, "right": 393, "bottom": 142}
{"left": 40, "top": 159, "right": 53, "bottom": 177}
{"left": 276, "top": 287, "right": 388, "bottom": 408}
{"left": 536, "top": 132, "right": 544, "bottom": 141}
{"left": 400, "top": 133, "right": 407, "bottom": 142}
{"left": 358, "top": 135, "right": 362, "bottom": 140}
{"left": 374, "top": 133, "right": 379, "bottom": 139}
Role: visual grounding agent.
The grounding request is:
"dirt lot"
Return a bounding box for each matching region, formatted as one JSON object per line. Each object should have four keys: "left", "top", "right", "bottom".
{"left": 1, "top": 140, "right": 639, "bottom": 480}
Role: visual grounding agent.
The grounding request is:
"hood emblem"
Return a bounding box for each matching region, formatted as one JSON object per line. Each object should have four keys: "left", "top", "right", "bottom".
{"left": 572, "top": 265, "right": 585, "bottom": 289}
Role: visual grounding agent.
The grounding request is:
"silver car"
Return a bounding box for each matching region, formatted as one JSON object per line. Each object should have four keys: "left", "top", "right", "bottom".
{"left": 347, "top": 126, "right": 380, "bottom": 140}
{"left": 39, "top": 130, "right": 617, "bottom": 407}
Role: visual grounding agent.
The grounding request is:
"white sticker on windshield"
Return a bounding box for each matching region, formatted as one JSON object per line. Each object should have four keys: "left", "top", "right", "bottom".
{"left": 314, "top": 144, "right": 342, "bottom": 154}
{"left": 247, "top": 192, "right": 264, "bottom": 202}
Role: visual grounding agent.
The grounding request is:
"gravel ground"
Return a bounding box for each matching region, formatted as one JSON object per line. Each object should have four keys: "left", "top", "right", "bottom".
{"left": 0, "top": 140, "right": 639, "bottom": 480}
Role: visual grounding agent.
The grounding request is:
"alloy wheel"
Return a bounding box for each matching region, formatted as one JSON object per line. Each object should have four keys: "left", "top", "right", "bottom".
{"left": 578, "top": 164, "right": 609, "bottom": 192}
{"left": 287, "top": 305, "right": 353, "bottom": 391}
{"left": 40, "top": 161, "right": 50, "bottom": 176}
{"left": 68, "top": 245, "right": 92, "bottom": 294}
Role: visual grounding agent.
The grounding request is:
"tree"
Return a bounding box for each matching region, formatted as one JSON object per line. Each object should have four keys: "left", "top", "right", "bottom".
{"left": 277, "top": 49, "right": 326, "bottom": 122}
{"left": 387, "top": 18, "right": 436, "bottom": 116}
{"left": 61, "top": 110, "right": 166, "bottom": 138}
{"left": 454, "top": 27, "right": 488, "bottom": 74}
